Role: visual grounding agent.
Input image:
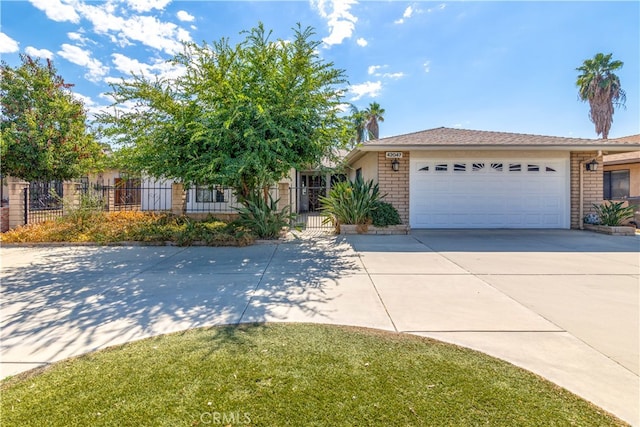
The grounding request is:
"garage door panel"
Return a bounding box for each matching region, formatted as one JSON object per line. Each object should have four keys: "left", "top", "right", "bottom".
{"left": 410, "top": 157, "right": 569, "bottom": 229}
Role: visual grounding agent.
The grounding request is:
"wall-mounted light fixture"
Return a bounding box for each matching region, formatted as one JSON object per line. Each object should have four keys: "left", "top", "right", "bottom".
{"left": 391, "top": 158, "right": 400, "bottom": 172}
{"left": 585, "top": 159, "right": 598, "bottom": 172}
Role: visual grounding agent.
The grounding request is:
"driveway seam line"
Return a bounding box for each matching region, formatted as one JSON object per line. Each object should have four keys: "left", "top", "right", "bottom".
{"left": 237, "top": 244, "right": 279, "bottom": 325}
{"left": 357, "top": 253, "right": 399, "bottom": 333}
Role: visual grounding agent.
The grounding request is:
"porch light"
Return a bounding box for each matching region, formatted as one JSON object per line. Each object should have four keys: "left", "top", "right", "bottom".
{"left": 391, "top": 158, "right": 400, "bottom": 172}
{"left": 585, "top": 159, "right": 599, "bottom": 171}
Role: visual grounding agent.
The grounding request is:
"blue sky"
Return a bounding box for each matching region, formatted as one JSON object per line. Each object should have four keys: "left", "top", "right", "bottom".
{"left": 1, "top": 1, "right": 638, "bottom": 140}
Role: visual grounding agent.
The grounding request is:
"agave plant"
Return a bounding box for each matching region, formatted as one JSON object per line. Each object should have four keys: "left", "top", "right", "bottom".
{"left": 319, "top": 178, "right": 381, "bottom": 227}
{"left": 591, "top": 201, "right": 636, "bottom": 226}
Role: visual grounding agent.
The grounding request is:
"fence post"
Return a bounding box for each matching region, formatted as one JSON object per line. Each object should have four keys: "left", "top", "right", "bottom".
{"left": 6, "top": 176, "right": 29, "bottom": 229}
{"left": 62, "top": 181, "right": 81, "bottom": 216}
{"left": 171, "top": 182, "right": 186, "bottom": 215}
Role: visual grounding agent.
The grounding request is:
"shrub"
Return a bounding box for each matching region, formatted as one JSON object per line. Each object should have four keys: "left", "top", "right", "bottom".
{"left": 592, "top": 201, "right": 636, "bottom": 226}
{"left": 234, "top": 192, "right": 293, "bottom": 239}
{"left": 371, "top": 201, "right": 401, "bottom": 227}
{"left": 0, "top": 212, "right": 252, "bottom": 246}
{"left": 320, "top": 178, "right": 381, "bottom": 227}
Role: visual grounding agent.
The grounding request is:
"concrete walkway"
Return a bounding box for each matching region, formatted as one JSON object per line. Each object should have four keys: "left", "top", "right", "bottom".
{"left": 1, "top": 230, "right": 638, "bottom": 425}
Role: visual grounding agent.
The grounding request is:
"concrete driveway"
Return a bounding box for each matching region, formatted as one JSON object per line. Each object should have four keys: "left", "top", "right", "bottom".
{"left": 1, "top": 230, "right": 638, "bottom": 425}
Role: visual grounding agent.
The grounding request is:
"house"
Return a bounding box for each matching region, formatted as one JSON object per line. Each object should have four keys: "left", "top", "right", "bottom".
{"left": 345, "top": 127, "right": 640, "bottom": 229}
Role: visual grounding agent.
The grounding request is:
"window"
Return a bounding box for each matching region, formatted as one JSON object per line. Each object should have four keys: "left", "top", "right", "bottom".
{"left": 604, "top": 170, "right": 630, "bottom": 199}
{"left": 491, "top": 163, "right": 503, "bottom": 171}
{"left": 355, "top": 168, "right": 363, "bottom": 181}
{"left": 418, "top": 165, "right": 429, "bottom": 171}
{"left": 545, "top": 166, "right": 556, "bottom": 172}
{"left": 435, "top": 164, "right": 448, "bottom": 172}
{"left": 527, "top": 164, "right": 540, "bottom": 172}
{"left": 472, "top": 163, "right": 485, "bottom": 171}
{"left": 196, "top": 185, "right": 226, "bottom": 203}
{"left": 509, "top": 163, "right": 521, "bottom": 172}
{"left": 453, "top": 163, "right": 466, "bottom": 172}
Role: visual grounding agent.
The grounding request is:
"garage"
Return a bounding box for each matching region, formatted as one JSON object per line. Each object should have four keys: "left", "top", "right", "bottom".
{"left": 410, "top": 154, "right": 570, "bottom": 229}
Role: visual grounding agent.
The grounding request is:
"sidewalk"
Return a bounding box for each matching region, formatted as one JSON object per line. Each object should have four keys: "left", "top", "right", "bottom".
{"left": 1, "top": 230, "right": 638, "bottom": 425}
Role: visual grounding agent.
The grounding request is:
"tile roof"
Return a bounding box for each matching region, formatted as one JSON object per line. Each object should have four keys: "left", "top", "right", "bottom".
{"left": 360, "top": 127, "right": 640, "bottom": 148}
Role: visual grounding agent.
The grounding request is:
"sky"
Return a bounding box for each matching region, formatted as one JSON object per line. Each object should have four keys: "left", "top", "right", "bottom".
{"left": 0, "top": 0, "right": 638, "bottom": 141}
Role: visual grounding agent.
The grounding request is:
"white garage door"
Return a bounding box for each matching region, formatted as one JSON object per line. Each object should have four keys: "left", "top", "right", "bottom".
{"left": 410, "top": 155, "right": 570, "bottom": 229}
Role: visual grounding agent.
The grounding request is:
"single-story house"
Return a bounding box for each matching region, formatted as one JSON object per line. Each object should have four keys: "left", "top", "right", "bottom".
{"left": 345, "top": 127, "right": 640, "bottom": 229}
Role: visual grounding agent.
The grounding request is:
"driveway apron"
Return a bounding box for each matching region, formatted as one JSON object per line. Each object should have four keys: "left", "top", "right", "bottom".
{"left": 1, "top": 229, "right": 638, "bottom": 425}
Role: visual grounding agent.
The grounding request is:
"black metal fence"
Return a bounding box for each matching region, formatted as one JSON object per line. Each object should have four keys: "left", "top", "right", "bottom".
{"left": 289, "top": 186, "right": 332, "bottom": 230}
{"left": 24, "top": 181, "right": 64, "bottom": 224}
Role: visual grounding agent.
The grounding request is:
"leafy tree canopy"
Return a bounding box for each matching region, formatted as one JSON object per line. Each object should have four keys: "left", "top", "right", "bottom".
{"left": 98, "top": 23, "right": 350, "bottom": 199}
{"left": 1, "top": 55, "right": 102, "bottom": 182}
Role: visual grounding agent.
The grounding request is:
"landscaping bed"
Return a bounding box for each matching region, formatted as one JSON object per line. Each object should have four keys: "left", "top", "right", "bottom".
{"left": 0, "top": 211, "right": 254, "bottom": 246}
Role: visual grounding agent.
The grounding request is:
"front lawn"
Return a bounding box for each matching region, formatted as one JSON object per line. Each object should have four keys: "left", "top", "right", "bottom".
{"left": 1, "top": 324, "right": 624, "bottom": 426}
{"left": 0, "top": 211, "right": 253, "bottom": 246}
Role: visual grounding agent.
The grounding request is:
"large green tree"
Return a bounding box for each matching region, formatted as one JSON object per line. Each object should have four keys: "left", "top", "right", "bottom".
{"left": 99, "top": 24, "right": 349, "bottom": 200}
{"left": 576, "top": 53, "right": 626, "bottom": 139}
{"left": 1, "top": 55, "right": 101, "bottom": 181}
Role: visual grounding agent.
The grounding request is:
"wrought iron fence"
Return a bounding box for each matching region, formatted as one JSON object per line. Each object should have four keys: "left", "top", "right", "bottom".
{"left": 24, "top": 181, "right": 64, "bottom": 224}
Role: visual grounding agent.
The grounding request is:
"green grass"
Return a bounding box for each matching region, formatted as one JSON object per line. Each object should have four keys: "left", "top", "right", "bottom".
{"left": 0, "top": 324, "right": 624, "bottom": 426}
{"left": 0, "top": 211, "right": 253, "bottom": 246}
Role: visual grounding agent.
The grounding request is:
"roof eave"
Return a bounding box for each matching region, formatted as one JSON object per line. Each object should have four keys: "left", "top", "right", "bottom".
{"left": 358, "top": 144, "right": 640, "bottom": 152}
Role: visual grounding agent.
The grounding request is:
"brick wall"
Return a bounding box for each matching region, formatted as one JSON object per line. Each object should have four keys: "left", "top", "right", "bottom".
{"left": 570, "top": 151, "right": 603, "bottom": 229}
{"left": 377, "top": 152, "right": 410, "bottom": 225}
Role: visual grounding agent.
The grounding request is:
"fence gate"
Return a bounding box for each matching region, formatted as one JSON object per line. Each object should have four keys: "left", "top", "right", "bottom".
{"left": 289, "top": 185, "right": 333, "bottom": 231}
{"left": 24, "top": 181, "right": 64, "bottom": 225}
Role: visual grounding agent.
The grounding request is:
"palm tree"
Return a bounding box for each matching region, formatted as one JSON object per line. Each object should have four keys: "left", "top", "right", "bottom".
{"left": 349, "top": 105, "right": 368, "bottom": 145}
{"left": 364, "top": 102, "right": 385, "bottom": 140}
{"left": 576, "top": 53, "right": 626, "bottom": 139}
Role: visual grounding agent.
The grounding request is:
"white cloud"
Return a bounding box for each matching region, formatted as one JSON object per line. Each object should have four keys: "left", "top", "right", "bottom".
{"left": 67, "top": 31, "right": 93, "bottom": 46}
{"left": 25, "top": 46, "right": 54, "bottom": 59}
{"left": 76, "top": 3, "right": 192, "bottom": 55}
{"left": 28, "top": 0, "right": 80, "bottom": 23}
{"left": 58, "top": 44, "right": 109, "bottom": 82}
{"left": 311, "top": 0, "right": 358, "bottom": 47}
{"left": 395, "top": 5, "right": 416, "bottom": 24}
{"left": 0, "top": 32, "right": 19, "bottom": 53}
{"left": 382, "top": 72, "right": 405, "bottom": 79}
{"left": 403, "top": 6, "right": 414, "bottom": 18}
{"left": 368, "top": 65, "right": 383, "bottom": 75}
{"left": 349, "top": 80, "right": 382, "bottom": 101}
{"left": 367, "top": 65, "right": 404, "bottom": 80}
{"left": 177, "top": 10, "right": 195, "bottom": 22}
{"left": 111, "top": 53, "right": 185, "bottom": 80}
{"left": 423, "top": 61, "right": 431, "bottom": 73}
{"left": 356, "top": 37, "right": 367, "bottom": 47}
{"left": 125, "top": 0, "right": 171, "bottom": 13}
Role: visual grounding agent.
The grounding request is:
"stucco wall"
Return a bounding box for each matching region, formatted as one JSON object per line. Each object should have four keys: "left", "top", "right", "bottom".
{"left": 349, "top": 152, "right": 378, "bottom": 182}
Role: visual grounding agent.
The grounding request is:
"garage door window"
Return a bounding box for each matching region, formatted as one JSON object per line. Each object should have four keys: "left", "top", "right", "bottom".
{"left": 604, "top": 170, "right": 630, "bottom": 199}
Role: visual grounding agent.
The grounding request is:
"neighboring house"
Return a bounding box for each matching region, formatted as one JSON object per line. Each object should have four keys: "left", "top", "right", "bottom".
{"left": 602, "top": 135, "right": 640, "bottom": 204}
{"left": 345, "top": 127, "right": 640, "bottom": 229}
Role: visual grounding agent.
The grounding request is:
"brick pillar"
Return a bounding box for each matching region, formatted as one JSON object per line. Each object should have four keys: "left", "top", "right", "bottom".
{"left": 377, "top": 152, "right": 410, "bottom": 226}
{"left": 62, "top": 181, "right": 81, "bottom": 216}
{"left": 570, "top": 152, "right": 603, "bottom": 229}
{"left": 171, "top": 182, "right": 186, "bottom": 215}
{"left": 278, "top": 182, "right": 290, "bottom": 212}
{"left": 7, "top": 176, "right": 29, "bottom": 230}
